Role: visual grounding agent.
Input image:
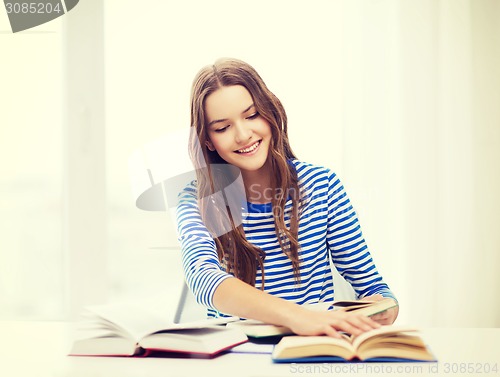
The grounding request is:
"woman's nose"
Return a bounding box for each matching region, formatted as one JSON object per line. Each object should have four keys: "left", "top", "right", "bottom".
{"left": 234, "top": 123, "right": 252, "bottom": 144}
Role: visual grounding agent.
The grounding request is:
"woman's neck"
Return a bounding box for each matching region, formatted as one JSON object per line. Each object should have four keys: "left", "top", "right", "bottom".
{"left": 241, "top": 160, "right": 272, "bottom": 204}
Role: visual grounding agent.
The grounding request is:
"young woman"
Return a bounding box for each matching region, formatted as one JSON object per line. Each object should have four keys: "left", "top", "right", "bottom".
{"left": 176, "top": 58, "right": 398, "bottom": 337}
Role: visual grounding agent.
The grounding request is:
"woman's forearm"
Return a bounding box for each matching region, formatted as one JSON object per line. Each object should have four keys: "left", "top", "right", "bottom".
{"left": 212, "top": 277, "right": 381, "bottom": 337}
{"left": 212, "top": 277, "right": 301, "bottom": 327}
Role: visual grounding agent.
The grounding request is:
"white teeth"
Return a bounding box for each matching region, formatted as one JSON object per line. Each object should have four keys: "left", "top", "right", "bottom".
{"left": 237, "top": 141, "right": 260, "bottom": 153}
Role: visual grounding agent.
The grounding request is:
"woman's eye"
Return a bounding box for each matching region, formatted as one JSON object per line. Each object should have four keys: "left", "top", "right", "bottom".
{"left": 247, "top": 112, "right": 259, "bottom": 120}
{"left": 214, "top": 125, "right": 229, "bottom": 133}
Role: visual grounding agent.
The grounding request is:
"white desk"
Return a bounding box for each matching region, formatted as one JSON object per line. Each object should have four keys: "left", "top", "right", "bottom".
{"left": 1, "top": 321, "right": 499, "bottom": 377}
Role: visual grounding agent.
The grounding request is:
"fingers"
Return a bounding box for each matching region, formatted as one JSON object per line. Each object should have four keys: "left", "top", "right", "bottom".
{"left": 327, "top": 313, "right": 381, "bottom": 336}
{"left": 336, "top": 320, "right": 364, "bottom": 336}
{"left": 361, "top": 294, "right": 384, "bottom": 301}
{"left": 370, "top": 307, "right": 397, "bottom": 325}
{"left": 290, "top": 307, "right": 385, "bottom": 338}
{"left": 358, "top": 313, "right": 382, "bottom": 329}
{"left": 346, "top": 314, "right": 379, "bottom": 332}
{"left": 370, "top": 316, "right": 390, "bottom": 325}
{"left": 322, "top": 326, "right": 342, "bottom": 338}
{"left": 370, "top": 311, "right": 390, "bottom": 322}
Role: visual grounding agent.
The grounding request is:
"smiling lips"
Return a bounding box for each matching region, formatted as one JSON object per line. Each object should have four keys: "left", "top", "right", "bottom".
{"left": 235, "top": 140, "right": 261, "bottom": 154}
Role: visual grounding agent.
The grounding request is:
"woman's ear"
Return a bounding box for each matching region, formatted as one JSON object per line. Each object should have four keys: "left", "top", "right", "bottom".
{"left": 206, "top": 140, "right": 215, "bottom": 152}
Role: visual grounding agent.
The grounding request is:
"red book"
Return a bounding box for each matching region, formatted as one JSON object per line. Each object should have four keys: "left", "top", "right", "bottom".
{"left": 69, "top": 303, "right": 246, "bottom": 358}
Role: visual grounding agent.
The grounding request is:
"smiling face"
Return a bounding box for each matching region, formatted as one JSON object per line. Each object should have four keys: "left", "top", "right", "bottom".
{"left": 204, "top": 85, "right": 272, "bottom": 176}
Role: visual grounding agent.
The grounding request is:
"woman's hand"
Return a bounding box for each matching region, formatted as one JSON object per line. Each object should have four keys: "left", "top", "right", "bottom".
{"left": 213, "top": 278, "right": 384, "bottom": 338}
{"left": 360, "top": 294, "right": 399, "bottom": 325}
{"left": 285, "top": 307, "right": 381, "bottom": 338}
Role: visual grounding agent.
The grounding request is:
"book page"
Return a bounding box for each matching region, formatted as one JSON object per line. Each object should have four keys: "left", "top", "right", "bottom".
{"left": 84, "top": 303, "right": 240, "bottom": 340}
{"left": 84, "top": 304, "right": 175, "bottom": 340}
{"left": 272, "top": 336, "right": 356, "bottom": 360}
{"left": 352, "top": 326, "right": 419, "bottom": 349}
{"left": 331, "top": 300, "right": 376, "bottom": 307}
{"left": 333, "top": 298, "right": 397, "bottom": 316}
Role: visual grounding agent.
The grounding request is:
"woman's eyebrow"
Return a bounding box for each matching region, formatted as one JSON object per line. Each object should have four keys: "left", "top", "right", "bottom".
{"left": 208, "top": 104, "right": 255, "bottom": 127}
{"left": 242, "top": 104, "right": 255, "bottom": 113}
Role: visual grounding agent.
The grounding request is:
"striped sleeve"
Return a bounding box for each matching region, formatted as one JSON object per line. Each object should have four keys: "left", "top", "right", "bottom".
{"left": 175, "top": 183, "right": 233, "bottom": 310}
{"left": 325, "top": 171, "right": 397, "bottom": 301}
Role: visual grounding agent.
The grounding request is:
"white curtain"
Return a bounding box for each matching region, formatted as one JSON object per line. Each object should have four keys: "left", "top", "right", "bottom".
{"left": 333, "top": 0, "right": 500, "bottom": 327}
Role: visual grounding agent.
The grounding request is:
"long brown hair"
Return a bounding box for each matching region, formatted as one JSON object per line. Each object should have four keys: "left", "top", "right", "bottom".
{"left": 189, "top": 58, "right": 302, "bottom": 288}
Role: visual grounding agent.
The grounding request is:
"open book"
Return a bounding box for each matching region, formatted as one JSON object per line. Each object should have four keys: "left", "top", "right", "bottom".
{"left": 331, "top": 297, "right": 398, "bottom": 317}
{"left": 69, "top": 304, "right": 247, "bottom": 358}
{"left": 227, "top": 299, "right": 398, "bottom": 338}
{"left": 272, "top": 326, "right": 435, "bottom": 363}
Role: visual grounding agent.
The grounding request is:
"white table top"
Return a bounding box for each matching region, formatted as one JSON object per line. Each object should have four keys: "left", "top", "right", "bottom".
{"left": 1, "top": 321, "right": 499, "bottom": 377}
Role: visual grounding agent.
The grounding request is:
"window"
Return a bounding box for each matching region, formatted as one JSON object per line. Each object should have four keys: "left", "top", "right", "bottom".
{"left": 0, "top": 16, "right": 64, "bottom": 319}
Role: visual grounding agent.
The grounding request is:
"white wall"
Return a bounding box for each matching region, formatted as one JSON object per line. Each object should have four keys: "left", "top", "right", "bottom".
{"left": 1, "top": 9, "right": 64, "bottom": 319}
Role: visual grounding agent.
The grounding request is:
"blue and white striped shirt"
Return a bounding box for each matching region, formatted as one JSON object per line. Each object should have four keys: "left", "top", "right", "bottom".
{"left": 176, "top": 160, "right": 395, "bottom": 317}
